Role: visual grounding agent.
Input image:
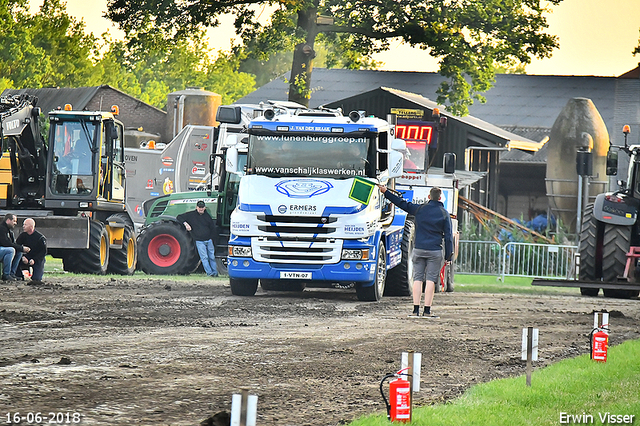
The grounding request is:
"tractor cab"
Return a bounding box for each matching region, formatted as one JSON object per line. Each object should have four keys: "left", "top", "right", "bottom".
{"left": 45, "top": 105, "right": 126, "bottom": 214}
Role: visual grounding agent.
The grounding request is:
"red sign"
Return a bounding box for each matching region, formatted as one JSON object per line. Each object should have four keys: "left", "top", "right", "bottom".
{"left": 162, "top": 157, "right": 174, "bottom": 166}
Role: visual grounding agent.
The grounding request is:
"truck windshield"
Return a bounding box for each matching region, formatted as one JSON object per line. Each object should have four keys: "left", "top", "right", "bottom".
{"left": 248, "top": 134, "right": 369, "bottom": 178}
{"left": 50, "top": 120, "right": 97, "bottom": 195}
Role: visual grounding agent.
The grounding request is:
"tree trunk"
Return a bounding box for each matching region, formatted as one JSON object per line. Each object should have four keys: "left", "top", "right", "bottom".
{"left": 288, "top": 6, "right": 318, "bottom": 107}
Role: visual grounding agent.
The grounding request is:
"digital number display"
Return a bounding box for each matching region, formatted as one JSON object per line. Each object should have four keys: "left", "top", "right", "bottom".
{"left": 396, "top": 120, "right": 435, "bottom": 144}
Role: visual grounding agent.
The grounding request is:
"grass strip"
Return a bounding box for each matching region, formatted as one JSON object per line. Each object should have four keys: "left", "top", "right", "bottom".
{"left": 349, "top": 339, "right": 640, "bottom": 425}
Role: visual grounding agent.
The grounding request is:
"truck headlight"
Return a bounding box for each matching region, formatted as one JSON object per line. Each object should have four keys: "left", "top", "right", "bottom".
{"left": 341, "top": 249, "right": 369, "bottom": 260}
{"left": 229, "top": 246, "right": 252, "bottom": 257}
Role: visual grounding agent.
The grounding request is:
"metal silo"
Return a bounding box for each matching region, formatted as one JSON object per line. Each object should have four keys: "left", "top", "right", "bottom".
{"left": 545, "top": 98, "right": 609, "bottom": 231}
{"left": 166, "top": 87, "right": 222, "bottom": 139}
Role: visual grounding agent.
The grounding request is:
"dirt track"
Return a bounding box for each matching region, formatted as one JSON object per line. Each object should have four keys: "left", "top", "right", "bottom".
{"left": 1, "top": 275, "right": 639, "bottom": 426}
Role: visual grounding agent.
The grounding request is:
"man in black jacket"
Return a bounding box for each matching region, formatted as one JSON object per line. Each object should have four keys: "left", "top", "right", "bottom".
{"left": 177, "top": 200, "right": 219, "bottom": 277}
{"left": 17, "top": 218, "right": 47, "bottom": 284}
{"left": 0, "top": 213, "right": 31, "bottom": 281}
{"left": 379, "top": 185, "right": 453, "bottom": 318}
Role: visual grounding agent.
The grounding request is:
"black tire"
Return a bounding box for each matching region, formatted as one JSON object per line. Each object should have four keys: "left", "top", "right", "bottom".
{"left": 230, "top": 277, "right": 259, "bottom": 296}
{"left": 107, "top": 225, "right": 137, "bottom": 275}
{"left": 602, "top": 289, "right": 640, "bottom": 299}
{"left": 261, "top": 279, "right": 306, "bottom": 292}
{"left": 445, "top": 261, "right": 455, "bottom": 292}
{"left": 216, "top": 258, "right": 228, "bottom": 276}
{"left": 74, "top": 220, "right": 109, "bottom": 274}
{"left": 579, "top": 204, "right": 600, "bottom": 281}
{"left": 580, "top": 287, "right": 600, "bottom": 297}
{"left": 600, "top": 224, "right": 632, "bottom": 282}
{"left": 385, "top": 220, "right": 415, "bottom": 297}
{"left": 62, "top": 254, "right": 80, "bottom": 273}
{"left": 137, "top": 220, "right": 199, "bottom": 275}
{"left": 579, "top": 204, "right": 601, "bottom": 297}
{"left": 356, "top": 242, "right": 386, "bottom": 302}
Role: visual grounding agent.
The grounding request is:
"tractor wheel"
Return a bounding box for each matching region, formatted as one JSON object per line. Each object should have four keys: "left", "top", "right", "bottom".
{"left": 385, "top": 219, "right": 415, "bottom": 297}
{"left": 107, "top": 225, "right": 137, "bottom": 275}
{"left": 74, "top": 220, "right": 109, "bottom": 274}
{"left": 230, "top": 278, "right": 259, "bottom": 296}
{"left": 600, "top": 224, "right": 632, "bottom": 282}
{"left": 261, "top": 279, "right": 306, "bottom": 292}
{"left": 356, "top": 242, "right": 386, "bottom": 302}
{"left": 137, "top": 220, "right": 199, "bottom": 275}
{"left": 603, "top": 289, "right": 640, "bottom": 299}
{"left": 444, "top": 261, "right": 455, "bottom": 292}
{"left": 579, "top": 204, "right": 601, "bottom": 296}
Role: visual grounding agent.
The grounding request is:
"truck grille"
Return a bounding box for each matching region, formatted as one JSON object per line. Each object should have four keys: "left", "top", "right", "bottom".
{"left": 252, "top": 215, "right": 342, "bottom": 264}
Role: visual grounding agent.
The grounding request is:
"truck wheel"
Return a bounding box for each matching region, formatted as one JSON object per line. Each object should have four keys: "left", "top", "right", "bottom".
{"left": 74, "top": 220, "right": 109, "bottom": 274}
{"left": 107, "top": 225, "right": 137, "bottom": 275}
{"left": 356, "top": 242, "right": 386, "bottom": 302}
{"left": 579, "top": 204, "right": 601, "bottom": 296}
{"left": 385, "top": 220, "right": 415, "bottom": 297}
{"left": 261, "top": 279, "right": 306, "bottom": 292}
{"left": 580, "top": 287, "right": 599, "bottom": 297}
{"left": 137, "top": 220, "right": 199, "bottom": 275}
{"left": 230, "top": 278, "right": 259, "bottom": 296}
{"left": 600, "top": 224, "right": 632, "bottom": 282}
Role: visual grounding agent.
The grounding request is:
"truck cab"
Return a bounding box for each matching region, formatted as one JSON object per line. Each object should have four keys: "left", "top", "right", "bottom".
{"left": 226, "top": 107, "right": 406, "bottom": 300}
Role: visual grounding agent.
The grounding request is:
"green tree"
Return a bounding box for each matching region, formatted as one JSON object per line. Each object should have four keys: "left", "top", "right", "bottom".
{"left": 97, "top": 28, "right": 255, "bottom": 109}
{"left": 106, "top": 0, "right": 561, "bottom": 115}
{"left": 0, "top": 0, "right": 100, "bottom": 90}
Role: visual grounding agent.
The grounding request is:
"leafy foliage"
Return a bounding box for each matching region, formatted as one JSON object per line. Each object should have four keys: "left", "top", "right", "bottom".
{"left": 106, "top": 0, "right": 561, "bottom": 114}
{"left": 1, "top": 0, "right": 255, "bottom": 110}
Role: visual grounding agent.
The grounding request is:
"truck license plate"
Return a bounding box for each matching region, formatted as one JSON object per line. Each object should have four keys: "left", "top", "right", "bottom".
{"left": 280, "top": 271, "right": 312, "bottom": 279}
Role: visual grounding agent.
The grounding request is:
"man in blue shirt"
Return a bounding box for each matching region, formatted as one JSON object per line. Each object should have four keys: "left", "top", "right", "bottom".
{"left": 379, "top": 185, "right": 453, "bottom": 317}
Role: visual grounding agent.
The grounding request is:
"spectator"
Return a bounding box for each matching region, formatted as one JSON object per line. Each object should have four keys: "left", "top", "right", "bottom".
{"left": 0, "top": 214, "right": 30, "bottom": 281}
{"left": 16, "top": 218, "right": 47, "bottom": 284}
{"left": 177, "top": 200, "right": 219, "bottom": 277}
{"left": 379, "top": 185, "right": 453, "bottom": 318}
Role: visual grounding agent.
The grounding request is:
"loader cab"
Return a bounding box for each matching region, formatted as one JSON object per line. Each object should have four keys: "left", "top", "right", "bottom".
{"left": 45, "top": 107, "right": 126, "bottom": 212}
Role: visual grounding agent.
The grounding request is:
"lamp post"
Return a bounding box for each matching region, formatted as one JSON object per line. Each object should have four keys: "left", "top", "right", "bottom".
{"left": 576, "top": 133, "right": 593, "bottom": 235}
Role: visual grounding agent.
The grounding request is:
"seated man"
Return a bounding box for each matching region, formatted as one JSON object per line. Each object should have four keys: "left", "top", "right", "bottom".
{"left": 0, "top": 213, "right": 30, "bottom": 281}
{"left": 17, "top": 218, "right": 47, "bottom": 284}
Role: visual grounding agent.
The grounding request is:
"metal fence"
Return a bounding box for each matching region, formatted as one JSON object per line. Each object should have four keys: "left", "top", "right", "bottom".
{"left": 457, "top": 240, "right": 502, "bottom": 275}
{"left": 457, "top": 240, "right": 578, "bottom": 280}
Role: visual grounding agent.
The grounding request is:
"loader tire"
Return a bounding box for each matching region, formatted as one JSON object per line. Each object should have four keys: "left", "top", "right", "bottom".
{"left": 385, "top": 219, "right": 415, "bottom": 297}
{"left": 137, "top": 220, "right": 199, "bottom": 275}
{"left": 74, "top": 220, "right": 109, "bottom": 275}
{"left": 107, "top": 225, "right": 137, "bottom": 275}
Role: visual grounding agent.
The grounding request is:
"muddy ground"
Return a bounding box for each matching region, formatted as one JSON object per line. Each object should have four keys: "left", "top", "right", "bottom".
{"left": 1, "top": 275, "right": 639, "bottom": 426}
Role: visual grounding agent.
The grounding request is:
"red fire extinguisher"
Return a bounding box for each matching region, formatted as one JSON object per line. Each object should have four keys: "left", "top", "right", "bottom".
{"left": 380, "top": 368, "right": 411, "bottom": 423}
{"left": 591, "top": 328, "right": 609, "bottom": 362}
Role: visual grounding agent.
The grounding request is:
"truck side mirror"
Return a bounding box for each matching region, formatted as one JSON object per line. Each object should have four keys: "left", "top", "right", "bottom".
{"left": 444, "top": 152, "right": 456, "bottom": 174}
{"left": 606, "top": 150, "right": 618, "bottom": 176}
{"left": 387, "top": 151, "right": 404, "bottom": 179}
{"left": 390, "top": 138, "right": 406, "bottom": 152}
{"left": 216, "top": 106, "right": 242, "bottom": 124}
{"left": 226, "top": 146, "right": 244, "bottom": 177}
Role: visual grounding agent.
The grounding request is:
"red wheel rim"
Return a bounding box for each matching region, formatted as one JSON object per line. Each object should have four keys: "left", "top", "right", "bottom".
{"left": 148, "top": 234, "right": 181, "bottom": 267}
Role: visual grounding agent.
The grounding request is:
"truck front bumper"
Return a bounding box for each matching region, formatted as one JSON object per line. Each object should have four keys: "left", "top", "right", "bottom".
{"left": 227, "top": 257, "right": 377, "bottom": 283}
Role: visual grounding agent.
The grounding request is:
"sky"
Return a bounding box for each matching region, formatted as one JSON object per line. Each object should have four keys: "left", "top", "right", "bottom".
{"left": 29, "top": 0, "right": 640, "bottom": 77}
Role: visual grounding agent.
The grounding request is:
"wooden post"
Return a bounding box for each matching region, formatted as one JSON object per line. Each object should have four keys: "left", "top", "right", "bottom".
{"left": 240, "top": 388, "right": 249, "bottom": 426}
{"left": 526, "top": 327, "right": 533, "bottom": 387}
